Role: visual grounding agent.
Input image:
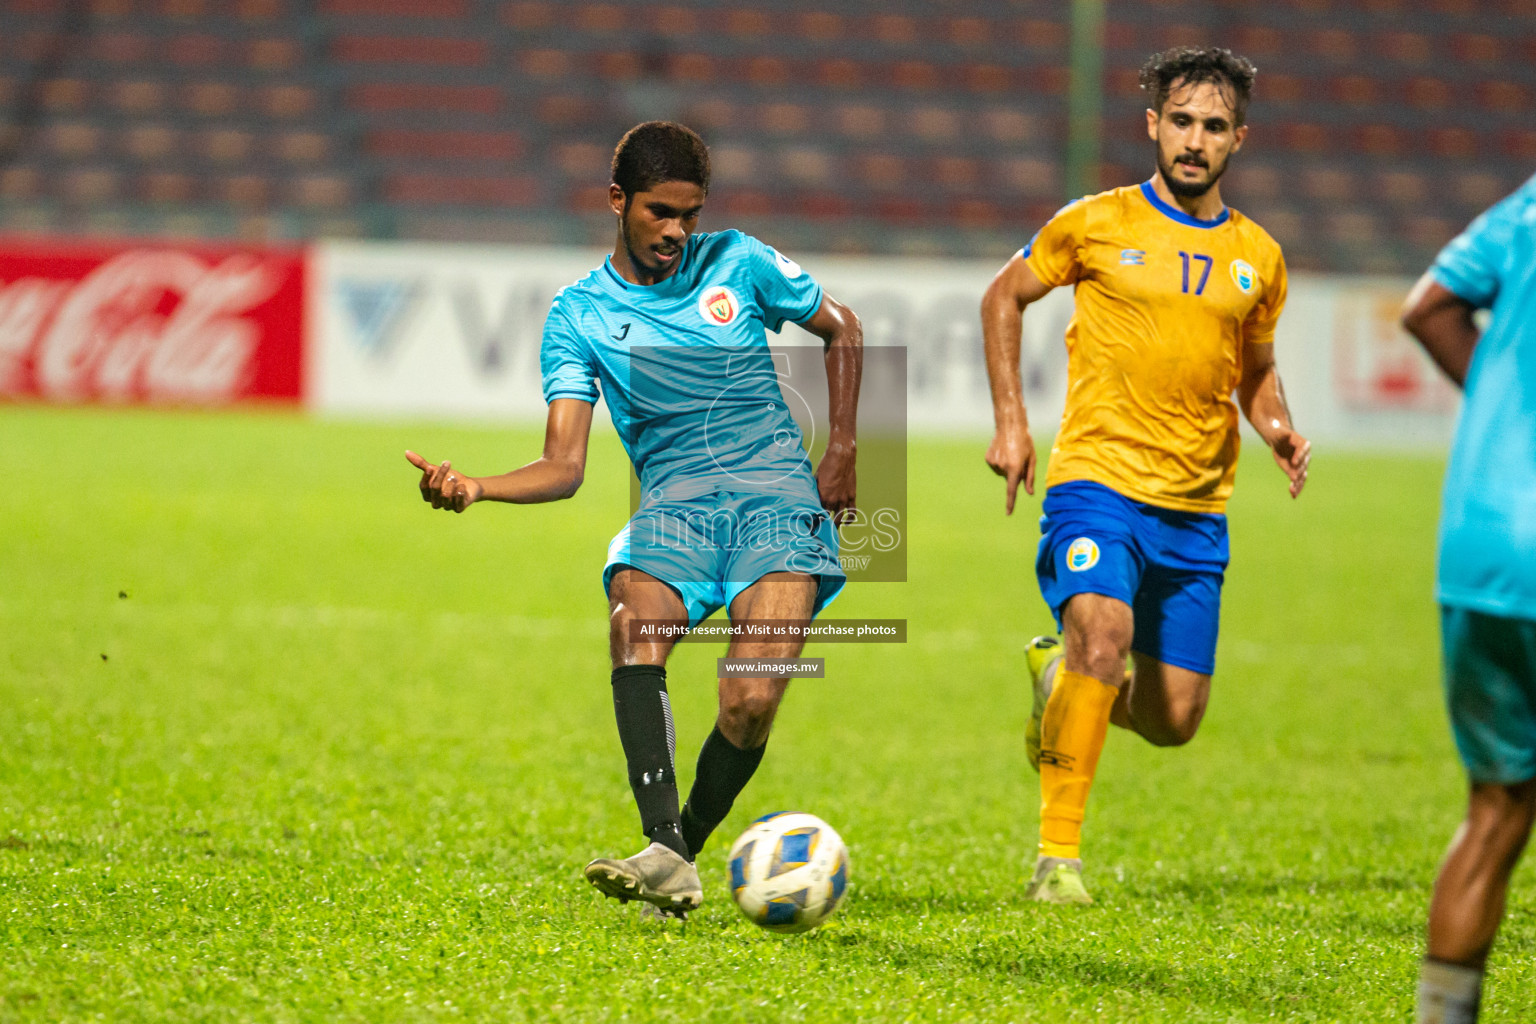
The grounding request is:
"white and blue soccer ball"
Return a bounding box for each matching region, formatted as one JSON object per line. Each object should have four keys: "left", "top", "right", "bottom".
{"left": 727, "top": 811, "right": 849, "bottom": 933}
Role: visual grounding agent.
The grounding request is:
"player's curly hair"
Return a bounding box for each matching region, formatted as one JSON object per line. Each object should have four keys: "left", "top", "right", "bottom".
{"left": 1139, "top": 47, "right": 1257, "bottom": 126}
{"left": 611, "top": 121, "right": 711, "bottom": 198}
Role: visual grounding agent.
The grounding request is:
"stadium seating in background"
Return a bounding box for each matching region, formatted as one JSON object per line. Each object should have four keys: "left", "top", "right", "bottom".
{"left": 0, "top": 0, "right": 1530, "bottom": 271}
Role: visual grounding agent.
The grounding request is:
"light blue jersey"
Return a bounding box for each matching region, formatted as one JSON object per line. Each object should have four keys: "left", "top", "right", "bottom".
{"left": 541, "top": 229, "right": 824, "bottom": 506}
{"left": 1433, "top": 173, "right": 1536, "bottom": 619}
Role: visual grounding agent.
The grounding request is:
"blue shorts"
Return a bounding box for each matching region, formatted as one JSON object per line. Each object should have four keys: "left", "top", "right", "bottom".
{"left": 1036, "top": 480, "right": 1228, "bottom": 675}
{"left": 1441, "top": 604, "right": 1536, "bottom": 784}
{"left": 603, "top": 490, "right": 847, "bottom": 628}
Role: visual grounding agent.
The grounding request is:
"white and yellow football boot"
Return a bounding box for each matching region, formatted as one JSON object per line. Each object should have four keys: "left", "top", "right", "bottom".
{"left": 1025, "top": 856, "right": 1093, "bottom": 905}
{"left": 1025, "top": 635, "right": 1062, "bottom": 772}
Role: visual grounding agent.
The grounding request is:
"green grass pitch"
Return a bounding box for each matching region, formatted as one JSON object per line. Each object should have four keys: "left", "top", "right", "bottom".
{"left": 3, "top": 405, "right": 1533, "bottom": 1022}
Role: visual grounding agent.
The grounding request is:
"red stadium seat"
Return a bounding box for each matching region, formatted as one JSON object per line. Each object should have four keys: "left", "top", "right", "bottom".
{"left": 218, "top": 174, "right": 273, "bottom": 207}
{"left": 760, "top": 102, "right": 812, "bottom": 137}
{"left": 1501, "top": 129, "right": 1536, "bottom": 161}
{"left": 121, "top": 124, "right": 179, "bottom": 163}
{"left": 63, "top": 167, "right": 119, "bottom": 204}
{"left": 322, "top": 0, "right": 469, "bottom": 14}
{"left": 182, "top": 81, "right": 242, "bottom": 118}
{"left": 501, "top": 2, "right": 556, "bottom": 30}
{"left": 1375, "top": 169, "right": 1430, "bottom": 207}
{"left": 166, "top": 33, "right": 227, "bottom": 66}
{"left": 138, "top": 171, "right": 198, "bottom": 204}
{"left": 1426, "top": 126, "right": 1477, "bottom": 158}
{"left": 109, "top": 80, "right": 168, "bottom": 115}
{"left": 93, "top": 32, "right": 152, "bottom": 64}
{"left": 0, "top": 165, "right": 42, "bottom": 200}
{"left": 832, "top": 103, "right": 885, "bottom": 141}
{"left": 384, "top": 172, "right": 539, "bottom": 208}
{"left": 1404, "top": 77, "right": 1454, "bottom": 110}
{"left": 1448, "top": 33, "right": 1501, "bottom": 64}
{"left": 42, "top": 78, "right": 90, "bottom": 113}
{"left": 1330, "top": 75, "right": 1379, "bottom": 108}
{"left": 1475, "top": 81, "right": 1527, "bottom": 114}
{"left": 275, "top": 131, "right": 330, "bottom": 165}
{"left": 852, "top": 152, "right": 907, "bottom": 194}
{"left": 45, "top": 121, "right": 102, "bottom": 159}
{"left": 781, "top": 147, "right": 838, "bottom": 188}
{"left": 200, "top": 128, "right": 254, "bottom": 165}
{"left": 367, "top": 129, "right": 520, "bottom": 163}
{"left": 816, "top": 58, "right": 864, "bottom": 91}
{"left": 348, "top": 83, "right": 498, "bottom": 116}
{"left": 574, "top": 3, "right": 627, "bottom": 34}
{"left": 552, "top": 141, "right": 608, "bottom": 180}
{"left": 333, "top": 35, "right": 490, "bottom": 67}
{"left": 291, "top": 173, "right": 354, "bottom": 208}
{"left": 992, "top": 157, "right": 1061, "bottom": 200}
{"left": 246, "top": 37, "right": 302, "bottom": 71}
{"left": 1300, "top": 166, "right": 1357, "bottom": 202}
{"left": 260, "top": 84, "right": 319, "bottom": 118}
{"left": 1377, "top": 30, "right": 1432, "bottom": 65}
{"left": 1355, "top": 123, "right": 1406, "bottom": 156}
{"left": 906, "top": 105, "right": 962, "bottom": 143}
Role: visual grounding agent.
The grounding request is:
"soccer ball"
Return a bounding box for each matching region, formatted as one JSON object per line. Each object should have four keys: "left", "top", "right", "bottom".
{"left": 727, "top": 811, "right": 849, "bottom": 933}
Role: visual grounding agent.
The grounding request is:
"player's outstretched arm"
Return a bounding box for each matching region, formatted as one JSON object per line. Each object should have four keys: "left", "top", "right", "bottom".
{"left": 802, "top": 294, "right": 862, "bottom": 523}
{"left": 981, "top": 252, "right": 1053, "bottom": 514}
{"left": 405, "top": 398, "right": 594, "bottom": 513}
{"left": 1237, "top": 342, "right": 1311, "bottom": 499}
{"left": 1401, "top": 273, "right": 1480, "bottom": 389}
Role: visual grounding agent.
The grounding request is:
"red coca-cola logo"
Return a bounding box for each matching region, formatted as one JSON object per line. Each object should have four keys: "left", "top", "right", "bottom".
{"left": 0, "top": 245, "right": 305, "bottom": 404}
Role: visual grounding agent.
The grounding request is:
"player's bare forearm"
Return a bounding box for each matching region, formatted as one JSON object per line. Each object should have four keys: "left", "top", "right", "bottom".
{"left": 406, "top": 398, "right": 593, "bottom": 512}
{"left": 1238, "top": 347, "right": 1311, "bottom": 498}
{"left": 803, "top": 295, "right": 861, "bottom": 519}
{"left": 982, "top": 254, "right": 1052, "bottom": 510}
{"left": 1402, "top": 275, "right": 1479, "bottom": 389}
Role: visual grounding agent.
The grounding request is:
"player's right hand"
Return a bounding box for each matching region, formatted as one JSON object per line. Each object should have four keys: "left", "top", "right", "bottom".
{"left": 985, "top": 420, "right": 1036, "bottom": 515}
{"left": 405, "top": 450, "right": 483, "bottom": 513}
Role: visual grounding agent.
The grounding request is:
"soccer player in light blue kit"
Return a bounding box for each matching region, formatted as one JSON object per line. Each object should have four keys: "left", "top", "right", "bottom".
{"left": 1402, "top": 173, "right": 1536, "bottom": 1024}
{"left": 406, "top": 122, "right": 863, "bottom": 918}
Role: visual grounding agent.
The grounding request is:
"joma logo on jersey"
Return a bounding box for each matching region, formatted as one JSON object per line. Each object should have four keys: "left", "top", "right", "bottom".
{"left": 1230, "top": 259, "right": 1257, "bottom": 293}
{"left": 1120, "top": 249, "right": 1146, "bottom": 265}
{"left": 699, "top": 285, "right": 740, "bottom": 326}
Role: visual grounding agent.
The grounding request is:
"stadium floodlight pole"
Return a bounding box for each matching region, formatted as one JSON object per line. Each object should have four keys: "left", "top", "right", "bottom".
{"left": 1065, "top": 0, "right": 1106, "bottom": 201}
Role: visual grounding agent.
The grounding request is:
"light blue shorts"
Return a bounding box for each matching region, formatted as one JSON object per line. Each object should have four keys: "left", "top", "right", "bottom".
{"left": 603, "top": 490, "right": 846, "bottom": 628}
{"left": 1441, "top": 604, "right": 1536, "bottom": 784}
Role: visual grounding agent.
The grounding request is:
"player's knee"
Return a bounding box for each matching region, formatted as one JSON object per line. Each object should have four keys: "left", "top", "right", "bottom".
{"left": 720, "top": 684, "right": 781, "bottom": 733}
{"left": 1076, "top": 636, "right": 1131, "bottom": 683}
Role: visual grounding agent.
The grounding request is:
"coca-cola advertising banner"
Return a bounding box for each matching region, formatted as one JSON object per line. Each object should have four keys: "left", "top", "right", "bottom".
{"left": 0, "top": 241, "right": 305, "bottom": 405}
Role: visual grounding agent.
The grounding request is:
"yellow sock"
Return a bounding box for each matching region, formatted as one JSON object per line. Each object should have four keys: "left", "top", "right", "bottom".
{"left": 1038, "top": 668, "right": 1119, "bottom": 860}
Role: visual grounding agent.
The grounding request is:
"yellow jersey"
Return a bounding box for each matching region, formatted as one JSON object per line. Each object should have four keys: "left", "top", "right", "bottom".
{"left": 1024, "top": 180, "right": 1287, "bottom": 514}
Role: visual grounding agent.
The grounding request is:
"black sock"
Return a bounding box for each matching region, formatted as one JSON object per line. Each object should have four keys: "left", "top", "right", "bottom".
{"left": 680, "top": 726, "right": 766, "bottom": 857}
{"left": 610, "top": 665, "right": 688, "bottom": 859}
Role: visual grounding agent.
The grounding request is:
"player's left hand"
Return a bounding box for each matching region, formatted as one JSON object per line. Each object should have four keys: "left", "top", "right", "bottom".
{"left": 406, "top": 450, "right": 484, "bottom": 513}
{"left": 1269, "top": 430, "right": 1311, "bottom": 498}
{"left": 815, "top": 441, "right": 857, "bottom": 525}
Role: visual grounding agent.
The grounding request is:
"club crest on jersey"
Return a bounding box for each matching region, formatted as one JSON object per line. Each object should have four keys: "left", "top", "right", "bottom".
{"left": 1230, "top": 259, "right": 1257, "bottom": 294}
{"left": 1066, "top": 537, "right": 1100, "bottom": 572}
{"left": 699, "top": 285, "right": 740, "bottom": 326}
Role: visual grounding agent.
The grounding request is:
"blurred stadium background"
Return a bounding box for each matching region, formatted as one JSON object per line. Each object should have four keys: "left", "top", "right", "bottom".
{"left": 1, "top": 0, "right": 1531, "bottom": 274}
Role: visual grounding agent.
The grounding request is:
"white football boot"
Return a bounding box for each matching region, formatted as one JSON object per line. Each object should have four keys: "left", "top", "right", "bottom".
{"left": 584, "top": 842, "right": 703, "bottom": 918}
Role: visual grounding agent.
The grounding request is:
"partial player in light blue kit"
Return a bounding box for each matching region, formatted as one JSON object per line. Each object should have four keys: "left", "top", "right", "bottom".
{"left": 404, "top": 122, "right": 864, "bottom": 920}
{"left": 1402, "top": 172, "right": 1536, "bottom": 1024}
{"left": 541, "top": 227, "right": 846, "bottom": 625}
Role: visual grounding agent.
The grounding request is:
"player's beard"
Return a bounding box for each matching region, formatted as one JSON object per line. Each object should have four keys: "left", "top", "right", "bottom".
{"left": 1157, "top": 147, "right": 1230, "bottom": 199}
{"left": 620, "top": 206, "right": 684, "bottom": 278}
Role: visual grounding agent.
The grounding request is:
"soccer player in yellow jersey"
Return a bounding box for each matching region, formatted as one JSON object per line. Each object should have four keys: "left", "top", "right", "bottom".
{"left": 981, "top": 47, "right": 1311, "bottom": 904}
